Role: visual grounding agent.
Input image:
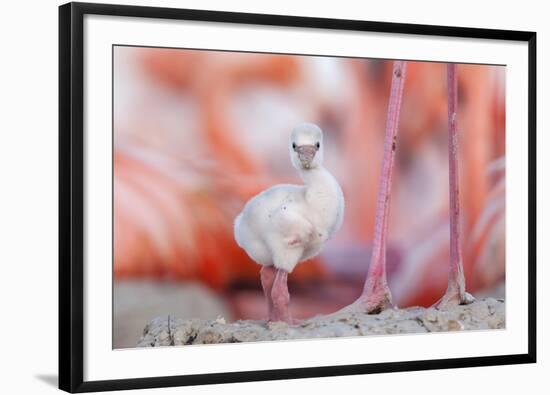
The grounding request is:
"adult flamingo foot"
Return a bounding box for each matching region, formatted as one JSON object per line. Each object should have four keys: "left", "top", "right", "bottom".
{"left": 434, "top": 287, "right": 475, "bottom": 310}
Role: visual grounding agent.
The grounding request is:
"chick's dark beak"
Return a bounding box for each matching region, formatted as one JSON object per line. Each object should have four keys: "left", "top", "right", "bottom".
{"left": 296, "top": 145, "right": 317, "bottom": 169}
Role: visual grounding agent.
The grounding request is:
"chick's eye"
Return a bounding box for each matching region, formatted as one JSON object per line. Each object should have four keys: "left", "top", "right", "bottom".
{"left": 292, "top": 142, "right": 297, "bottom": 150}
{"left": 315, "top": 142, "right": 320, "bottom": 149}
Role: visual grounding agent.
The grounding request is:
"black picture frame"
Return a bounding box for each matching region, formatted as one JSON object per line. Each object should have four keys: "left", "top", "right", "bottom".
{"left": 59, "top": 2, "right": 537, "bottom": 393}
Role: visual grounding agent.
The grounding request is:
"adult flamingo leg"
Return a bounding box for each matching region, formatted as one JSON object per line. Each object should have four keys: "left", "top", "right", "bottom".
{"left": 359, "top": 61, "right": 407, "bottom": 313}
{"left": 333, "top": 61, "right": 407, "bottom": 315}
{"left": 434, "top": 63, "right": 475, "bottom": 309}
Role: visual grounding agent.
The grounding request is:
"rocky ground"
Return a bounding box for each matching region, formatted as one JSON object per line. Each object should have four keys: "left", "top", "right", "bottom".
{"left": 137, "top": 297, "right": 505, "bottom": 347}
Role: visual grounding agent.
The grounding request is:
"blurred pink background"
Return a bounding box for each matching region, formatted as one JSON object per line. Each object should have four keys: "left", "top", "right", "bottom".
{"left": 113, "top": 46, "right": 505, "bottom": 348}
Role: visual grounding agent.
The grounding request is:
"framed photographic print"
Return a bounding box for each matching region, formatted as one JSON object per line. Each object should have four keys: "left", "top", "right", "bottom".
{"left": 59, "top": 1, "right": 537, "bottom": 392}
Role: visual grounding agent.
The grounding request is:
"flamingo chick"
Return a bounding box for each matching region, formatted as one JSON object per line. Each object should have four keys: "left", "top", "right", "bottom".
{"left": 234, "top": 123, "right": 345, "bottom": 324}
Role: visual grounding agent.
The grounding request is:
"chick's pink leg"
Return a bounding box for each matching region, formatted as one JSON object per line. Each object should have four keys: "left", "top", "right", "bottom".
{"left": 260, "top": 266, "right": 276, "bottom": 321}
{"left": 271, "top": 269, "right": 292, "bottom": 324}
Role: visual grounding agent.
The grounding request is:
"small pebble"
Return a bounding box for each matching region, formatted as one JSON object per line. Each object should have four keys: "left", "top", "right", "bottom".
{"left": 424, "top": 309, "right": 439, "bottom": 323}
{"left": 447, "top": 320, "right": 464, "bottom": 331}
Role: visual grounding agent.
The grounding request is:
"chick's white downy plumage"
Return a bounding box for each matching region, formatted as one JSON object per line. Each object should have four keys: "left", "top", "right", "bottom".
{"left": 234, "top": 123, "right": 344, "bottom": 323}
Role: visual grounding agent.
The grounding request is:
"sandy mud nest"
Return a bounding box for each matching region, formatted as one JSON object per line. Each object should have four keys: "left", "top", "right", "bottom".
{"left": 137, "top": 297, "right": 504, "bottom": 347}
